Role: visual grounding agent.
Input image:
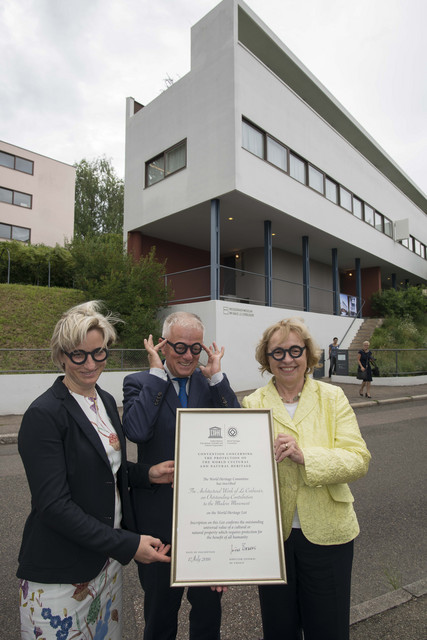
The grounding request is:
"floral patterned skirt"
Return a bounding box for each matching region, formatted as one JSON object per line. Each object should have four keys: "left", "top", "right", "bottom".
{"left": 19, "top": 558, "right": 122, "bottom": 639}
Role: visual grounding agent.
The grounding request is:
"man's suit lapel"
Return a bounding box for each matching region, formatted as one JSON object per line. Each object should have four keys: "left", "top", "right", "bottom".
{"left": 187, "top": 370, "right": 207, "bottom": 408}
{"left": 162, "top": 370, "right": 208, "bottom": 412}
{"left": 164, "top": 378, "right": 181, "bottom": 413}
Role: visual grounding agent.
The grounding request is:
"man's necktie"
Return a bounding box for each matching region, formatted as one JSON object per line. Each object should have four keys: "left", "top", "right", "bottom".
{"left": 174, "top": 377, "right": 188, "bottom": 408}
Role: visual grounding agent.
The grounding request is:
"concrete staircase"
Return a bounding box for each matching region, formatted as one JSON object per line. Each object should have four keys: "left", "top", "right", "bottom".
{"left": 347, "top": 318, "right": 384, "bottom": 372}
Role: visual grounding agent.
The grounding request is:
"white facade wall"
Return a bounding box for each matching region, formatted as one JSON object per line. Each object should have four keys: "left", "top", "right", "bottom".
{"left": 125, "top": 0, "right": 426, "bottom": 283}
{"left": 125, "top": 2, "right": 238, "bottom": 232}
{"left": 0, "top": 141, "right": 75, "bottom": 246}
{"left": 234, "top": 39, "right": 426, "bottom": 278}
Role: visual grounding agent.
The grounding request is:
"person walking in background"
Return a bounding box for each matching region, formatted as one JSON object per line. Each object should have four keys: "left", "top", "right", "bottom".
{"left": 328, "top": 336, "right": 339, "bottom": 377}
{"left": 122, "top": 311, "right": 240, "bottom": 640}
{"left": 357, "top": 340, "right": 375, "bottom": 398}
{"left": 242, "top": 318, "right": 371, "bottom": 640}
{"left": 17, "top": 301, "right": 172, "bottom": 640}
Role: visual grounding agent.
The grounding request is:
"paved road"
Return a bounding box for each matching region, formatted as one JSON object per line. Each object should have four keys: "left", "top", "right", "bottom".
{"left": 1, "top": 399, "right": 426, "bottom": 639}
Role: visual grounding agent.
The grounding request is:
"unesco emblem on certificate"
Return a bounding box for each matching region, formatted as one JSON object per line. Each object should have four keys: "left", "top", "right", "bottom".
{"left": 172, "top": 408, "right": 286, "bottom": 587}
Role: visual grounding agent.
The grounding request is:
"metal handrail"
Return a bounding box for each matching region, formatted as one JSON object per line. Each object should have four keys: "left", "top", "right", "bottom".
{"left": 339, "top": 299, "right": 367, "bottom": 347}
{"left": 1, "top": 347, "right": 426, "bottom": 376}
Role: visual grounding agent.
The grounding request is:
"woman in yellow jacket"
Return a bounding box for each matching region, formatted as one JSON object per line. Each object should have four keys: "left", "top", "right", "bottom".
{"left": 242, "top": 318, "right": 370, "bottom": 640}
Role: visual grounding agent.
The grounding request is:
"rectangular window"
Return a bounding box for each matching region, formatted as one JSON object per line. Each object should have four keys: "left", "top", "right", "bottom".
{"left": 242, "top": 121, "right": 264, "bottom": 158}
{"left": 165, "top": 141, "right": 186, "bottom": 176}
{"left": 384, "top": 216, "right": 393, "bottom": 237}
{"left": 290, "top": 153, "right": 306, "bottom": 184}
{"left": 308, "top": 165, "right": 324, "bottom": 193}
{"left": 0, "top": 151, "right": 34, "bottom": 174}
{"left": 0, "top": 222, "right": 11, "bottom": 238}
{"left": 146, "top": 140, "right": 186, "bottom": 187}
{"left": 0, "top": 152, "right": 14, "bottom": 169}
{"left": 15, "top": 156, "right": 34, "bottom": 174}
{"left": 14, "top": 191, "right": 32, "bottom": 208}
{"left": 353, "top": 197, "right": 363, "bottom": 219}
{"left": 0, "top": 187, "right": 13, "bottom": 204}
{"left": 147, "top": 156, "right": 164, "bottom": 186}
{"left": 12, "top": 225, "right": 30, "bottom": 241}
{"left": 364, "top": 204, "right": 374, "bottom": 226}
{"left": 414, "top": 239, "right": 422, "bottom": 256}
{"left": 0, "top": 222, "right": 30, "bottom": 242}
{"left": 0, "top": 187, "right": 32, "bottom": 208}
{"left": 266, "top": 136, "right": 287, "bottom": 171}
{"left": 325, "top": 177, "right": 338, "bottom": 203}
{"left": 339, "top": 186, "right": 352, "bottom": 211}
{"left": 374, "top": 211, "right": 383, "bottom": 232}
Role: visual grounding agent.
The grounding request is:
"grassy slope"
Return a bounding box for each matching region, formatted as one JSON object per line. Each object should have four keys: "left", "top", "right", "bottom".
{"left": 0, "top": 284, "right": 87, "bottom": 348}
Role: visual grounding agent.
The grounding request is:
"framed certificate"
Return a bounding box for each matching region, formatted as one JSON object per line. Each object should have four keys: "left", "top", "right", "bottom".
{"left": 171, "top": 408, "right": 286, "bottom": 587}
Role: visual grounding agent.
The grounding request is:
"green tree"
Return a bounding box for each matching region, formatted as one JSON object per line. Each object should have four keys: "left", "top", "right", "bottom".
{"left": 0, "top": 241, "right": 74, "bottom": 287}
{"left": 371, "top": 286, "right": 427, "bottom": 322}
{"left": 69, "top": 234, "right": 170, "bottom": 346}
{"left": 74, "top": 157, "right": 124, "bottom": 238}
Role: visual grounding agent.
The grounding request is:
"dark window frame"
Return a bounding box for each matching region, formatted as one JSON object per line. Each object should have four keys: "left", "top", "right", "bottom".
{"left": 339, "top": 185, "right": 353, "bottom": 212}
{"left": 240, "top": 116, "right": 423, "bottom": 249}
{"left": 0, "top": 186, "right": 32, "bottom": 209}
{"left": 325, "top": 176, "right": 339, "bottom": 203}
{"left": 145, "top": 139, "right": 187, "bottom": 188}
{"left": 307, "top": 163, "right": 324, "bottom": 194}
{"left": 0, "top": 150, "right": 34, "bottom": 175}
{"left": 0, "top": 221, "right": 31, "bottom": 242}
{"left": 289, "top": 151, "right": 307, "bottom": 185}
{"left": 266, "top": 134, "right": 288, "bottom": 174}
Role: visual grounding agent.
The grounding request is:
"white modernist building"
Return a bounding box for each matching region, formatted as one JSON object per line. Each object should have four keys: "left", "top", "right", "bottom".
{"left": 124, "top": 0, "right": 427, "bottom": 391}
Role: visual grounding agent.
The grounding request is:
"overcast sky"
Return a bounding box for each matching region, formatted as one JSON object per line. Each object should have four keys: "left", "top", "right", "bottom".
{"left": 1, "top": 0, "right": 426, "bottom": 194}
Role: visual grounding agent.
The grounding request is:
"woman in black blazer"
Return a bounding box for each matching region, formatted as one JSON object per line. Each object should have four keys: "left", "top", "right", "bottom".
{"left": 18, "top": 301, "right": 172, "bottom": 640}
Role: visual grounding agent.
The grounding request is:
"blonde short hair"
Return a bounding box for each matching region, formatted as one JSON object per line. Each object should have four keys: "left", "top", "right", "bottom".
{"left": 51, "top": 301, "right": 121, "bottom": 368}
{"left": 255, "top": 317, "right": 322, "bottom": 376}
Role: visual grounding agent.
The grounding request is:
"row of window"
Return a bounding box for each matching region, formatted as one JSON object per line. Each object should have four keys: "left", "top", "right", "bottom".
{"left": 0, "top": 222, "right": 30, "bottom": 242}
{"left": 0, "top": 150, "right": 34, "bottom": 175}
{"left": 242, "top": 119, "right": 426, "bottom": 258}
{"left": 0, "top": 186, "right": 32, "bottom": 208}
{"left": 402, "top": 236, "right": 426, "bottom": 259}
{"left": 146, "top": 140, "right": 186, "bottom": 187}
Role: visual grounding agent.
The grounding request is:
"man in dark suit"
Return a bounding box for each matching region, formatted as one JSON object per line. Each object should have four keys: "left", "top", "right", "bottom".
{"left": 122, "top": 311, "right": 240, "bottom": 640}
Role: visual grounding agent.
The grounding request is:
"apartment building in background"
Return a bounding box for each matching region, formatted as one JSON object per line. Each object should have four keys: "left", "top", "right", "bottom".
{"left": 123, "top": 0, "right": 427, "bottom": 389}
{"left": 0, "top": 141, "right": 75, "bottom": 246}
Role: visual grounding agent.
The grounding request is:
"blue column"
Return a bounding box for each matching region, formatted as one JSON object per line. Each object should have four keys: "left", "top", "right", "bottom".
{"left": 210, "top": 199, "right": 220, "bottom": 300}
{"left": 332, "top": 248, "right": 339, "bottom": 315}
{"left": 391, "top": 273, "right": 397, "bottom": 289}
{"left": 302, "top": 236, "right": 310, "bottom": 312}
{"left": 355, "top": 258, "right": 362, "bottom": 317}
{"left": 264, "top": 220, "right": 272, "bottom": 306}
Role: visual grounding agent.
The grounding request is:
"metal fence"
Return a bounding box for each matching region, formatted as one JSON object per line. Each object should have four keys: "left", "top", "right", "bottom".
{"left": 0, "top": 347, "right": 426, "bottom": 377}
{"left": 345, "top": 348, "right": 427, "bottom": 377}
{"left": 0, "top": 349, "right": 149, "bottom": 374}
{"left": 164, "top": 265, "right": 363, "bottom": 316}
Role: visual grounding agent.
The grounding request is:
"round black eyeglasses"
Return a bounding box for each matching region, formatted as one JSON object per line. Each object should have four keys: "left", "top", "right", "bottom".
{"left": 63, "top": 348, "right": 109, "bottom": 365}
{"left": 267, "top": 345, "right": 306, "bottom": 361}
{"left": 161, "top": 338, "right": 203, "bottom": 356}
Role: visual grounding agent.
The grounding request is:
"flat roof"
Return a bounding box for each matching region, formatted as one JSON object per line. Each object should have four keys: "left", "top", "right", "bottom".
{"left": 238, "top": 5, "right": 427, "bottom": 214}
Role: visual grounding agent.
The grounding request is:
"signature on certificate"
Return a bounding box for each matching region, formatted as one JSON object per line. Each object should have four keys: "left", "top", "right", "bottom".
{"left": 230, "top": 542, "right": 257, "bottom": 553}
